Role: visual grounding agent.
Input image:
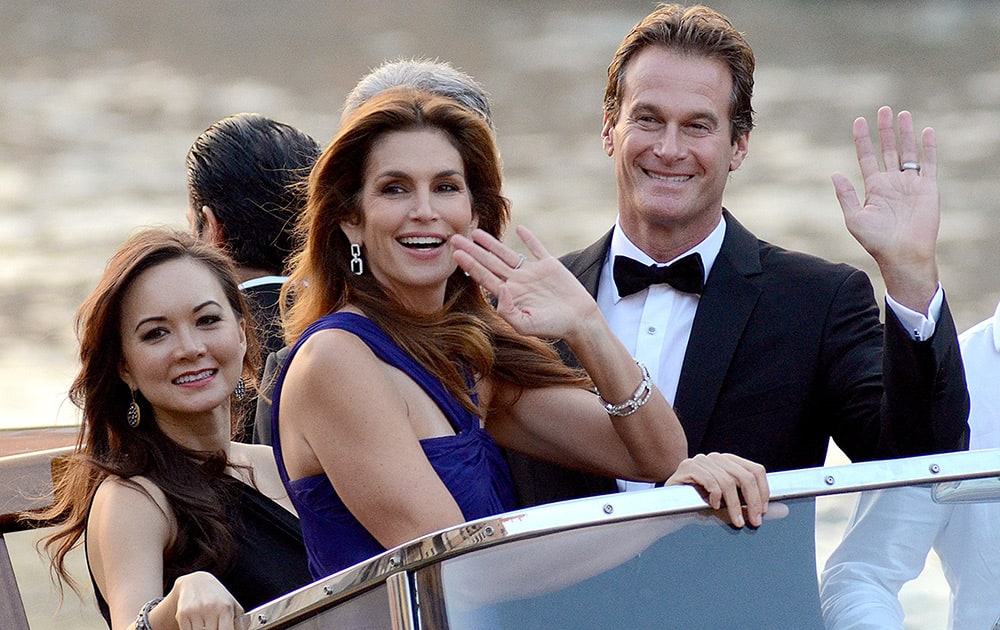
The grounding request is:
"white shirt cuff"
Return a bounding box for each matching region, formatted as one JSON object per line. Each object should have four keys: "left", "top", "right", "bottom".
{"left": 885, "top": 284, "right": 943, "bottom": 342}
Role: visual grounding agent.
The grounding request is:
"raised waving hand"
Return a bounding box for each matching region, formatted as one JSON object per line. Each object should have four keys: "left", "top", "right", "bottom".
{"left": 833, "top": 105, "right": 940, "bottom": 312}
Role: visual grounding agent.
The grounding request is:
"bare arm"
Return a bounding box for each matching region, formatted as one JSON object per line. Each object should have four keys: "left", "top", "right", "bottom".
{"left": 452, "top": 225, "right": 687, "bottom": 482}
{"left": 277, "top": 330, "right": 466, "bottom": 550}
{"left": 87, "top": 477, "right": 242, "bottom": 630}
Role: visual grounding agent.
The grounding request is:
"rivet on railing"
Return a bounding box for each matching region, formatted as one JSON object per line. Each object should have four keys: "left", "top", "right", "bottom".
{"left": 603, "top": 504, "right": 614, "bottom": 514}
{"left": 929, "top": 463, "right": 941, "bottom": 474}
{"left": 483, "top": 525, "right": 495, "bottom": 536}
{"left": 256, "top": 614, "right": 268, "bottom": 625}
{"left": 824, "top": 475, "right": 836, "bottom": 485}
{"left": 323, "top": 585, "right": 334, "bottom": 596}
{"left": 389, "top": 555, "right": 400, "bottom": 567}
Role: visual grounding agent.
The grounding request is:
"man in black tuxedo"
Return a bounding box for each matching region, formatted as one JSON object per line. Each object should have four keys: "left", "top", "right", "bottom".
{"left": 508, "top": 4, "right": 970, "bottom": 507}
{"left": 186, "top": 113, "right": 320, "bottom": 441}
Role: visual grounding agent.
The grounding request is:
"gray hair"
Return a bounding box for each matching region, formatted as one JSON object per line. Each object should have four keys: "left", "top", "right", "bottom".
{"left": 342, "top": 58, "right": 495, "bottom": 131}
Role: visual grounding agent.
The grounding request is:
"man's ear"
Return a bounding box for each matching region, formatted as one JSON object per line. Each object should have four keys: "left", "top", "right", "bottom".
{"left": 601, "top": 112, "right": 615, "bottom": 157}
{"left": 201, "top": 206, "right": 226, "bottom": 248}
{"left": 729, "top": 132, "right": 750, "bottom": 172}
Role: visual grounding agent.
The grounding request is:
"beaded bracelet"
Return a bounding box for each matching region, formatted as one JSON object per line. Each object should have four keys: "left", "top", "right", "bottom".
{"left": 598, "top": 361, "right": 652, "bottom": 417}
{"left": 135, "top": 596, "right": 164, "bottom": 630}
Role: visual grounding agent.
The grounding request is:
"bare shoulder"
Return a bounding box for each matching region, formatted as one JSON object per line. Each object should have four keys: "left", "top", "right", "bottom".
{"left": 90, "top": 475, "right": 173, "bottom": 539}
{"left": 230, "top": 442, "right": 280, "bottom": 479}
{"left": 93, "top": 474, "right": 168, "bottom": 512}
{"left": 290, "top": 327, "right": 377, "bottom": 376}
{"left": 228, "top": 442, "right": 292, "bottom": 507}
{"left": 284, "top": 327, "right": 386, "bottom": 405}
{"left": 231, "top": 441, "right": 272, "bottom": 459}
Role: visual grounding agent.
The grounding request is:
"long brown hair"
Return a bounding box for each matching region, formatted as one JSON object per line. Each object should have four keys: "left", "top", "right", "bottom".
{"left": 34, "top": 228, "right": 260, "bottom": 594}
{"left": 283, "top": 88, "right": 588, "bottom": 414}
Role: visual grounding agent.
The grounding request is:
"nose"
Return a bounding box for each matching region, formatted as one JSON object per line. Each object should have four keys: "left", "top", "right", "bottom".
{"left": 175, "top": 327, "right": 206, "bottom": 359}
{"left": 652, "top": 125, "right": 686, "bottom": 160}
{"left": 410, "top": 188, "right": 437, "bottom": 221}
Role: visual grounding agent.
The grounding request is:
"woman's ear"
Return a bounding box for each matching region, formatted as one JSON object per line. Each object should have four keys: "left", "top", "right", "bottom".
{"left": 118, "top": 362, "right": 134, "bottom": 391}
{"left": 339, "top": 221, "right": 362, "bottom": 246}
{"left": 237, "top": 316, "right": 247, "bottom": 352}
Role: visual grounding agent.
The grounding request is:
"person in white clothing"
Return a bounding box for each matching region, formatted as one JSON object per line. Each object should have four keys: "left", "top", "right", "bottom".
{"left": 820, "top": 299, "right": 1000, "bottom": 629}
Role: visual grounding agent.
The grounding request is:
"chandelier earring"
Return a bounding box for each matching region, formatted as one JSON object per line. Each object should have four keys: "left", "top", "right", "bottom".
{"left": 350, "top": 243, "right": 364, "bottom": 276}
{"left": 127, "top": 389, "right": 141, "bottom": 428}
{"left": 234, "top": 377, "right": 247, "bottom": 401}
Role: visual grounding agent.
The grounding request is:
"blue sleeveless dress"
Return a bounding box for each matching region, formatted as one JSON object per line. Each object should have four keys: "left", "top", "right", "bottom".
{"left": 271, "top": 312, "right": 516, "bottom": 578}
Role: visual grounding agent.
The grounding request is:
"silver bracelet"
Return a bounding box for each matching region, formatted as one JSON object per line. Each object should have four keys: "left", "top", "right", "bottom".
{"left": 598, "top": 361, "right": 653, "bottom": 417}
{"left": 135, "top": 596, "right": 164, "bottom": 630}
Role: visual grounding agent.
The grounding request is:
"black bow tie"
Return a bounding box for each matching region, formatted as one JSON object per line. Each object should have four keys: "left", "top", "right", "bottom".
{"left": 613, "top": 253, "right": 705, "bottom": 297}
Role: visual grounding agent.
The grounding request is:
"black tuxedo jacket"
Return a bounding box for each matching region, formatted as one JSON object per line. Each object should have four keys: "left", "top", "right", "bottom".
{"left": 507, "top": 211, "right": 970, "bottom": 507}
{"left": 240, "top": 280, "right": 286, "bottom": 443}
{"left": 243, "top": 280, "right": 287, "bottom": 362}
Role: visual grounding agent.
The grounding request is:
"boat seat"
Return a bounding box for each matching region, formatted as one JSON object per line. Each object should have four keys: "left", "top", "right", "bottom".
{"left": 0, "top": 446, "right": 74, "bottom": 630}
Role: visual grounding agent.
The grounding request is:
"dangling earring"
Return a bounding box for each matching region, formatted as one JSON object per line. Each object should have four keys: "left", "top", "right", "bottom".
{"left": 350, "top": 243, "right": 364, "bottom": 276}
{"left": 234, "top": 377, "right": 247, "bottom": 401}
{"left": 127, "top": 390, "right": 141, "bottom": 428}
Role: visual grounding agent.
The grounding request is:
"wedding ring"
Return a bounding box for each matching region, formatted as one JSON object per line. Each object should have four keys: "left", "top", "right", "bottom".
{"left": 513, "top": 254, "right": 527, "bottom": 270}
{"left": 900, "top": 161, "right": 921, "bottom": 173}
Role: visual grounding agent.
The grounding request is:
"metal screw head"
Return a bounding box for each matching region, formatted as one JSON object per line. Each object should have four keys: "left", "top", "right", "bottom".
{"left": 824, "top": 475, "right": 836, "bottom": 485}
{"left": 603, "top": 504, "right": 614, "bottom": 514}
{"left": 483, "top": 525, "right": 495, "bottom": 536}
{"left": 257, "top": 614, "right": 269, "bottom": 624}
{"left": 323, "top": 585, "right": 334, "bottom": 596}
{"left": 929, "top": 463, "right": 941, "bottom": 474}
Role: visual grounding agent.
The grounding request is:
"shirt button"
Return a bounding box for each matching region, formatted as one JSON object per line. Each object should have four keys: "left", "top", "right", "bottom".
{"left": 647, "top": 326, "right": 656, "bottom": 334}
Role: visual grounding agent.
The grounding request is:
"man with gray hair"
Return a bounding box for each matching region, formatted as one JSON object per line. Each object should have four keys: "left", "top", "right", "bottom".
{"left": 342, "top": 57, "right": 494, "bottom": 130}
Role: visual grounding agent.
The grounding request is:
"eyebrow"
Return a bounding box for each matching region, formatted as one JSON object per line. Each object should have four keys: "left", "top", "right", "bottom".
{"left": 133, "top": 300, "right": 223, "bottom": 332}
{"left": 375, "top": 169, "right": 464, "bottom": 180}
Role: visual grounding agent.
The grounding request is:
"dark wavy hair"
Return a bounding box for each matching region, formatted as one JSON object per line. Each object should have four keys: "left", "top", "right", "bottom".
{"left": 283, "top": 88, "right": 588, "bottom": 415}
{"left": 187, "top": 113, "right": 320, "bottom": 275}
{"left": 604, "top": 3, "right": 756, "bottom": 142}
{"left": 34, "top": 227, "right": 260, "bottom": 595}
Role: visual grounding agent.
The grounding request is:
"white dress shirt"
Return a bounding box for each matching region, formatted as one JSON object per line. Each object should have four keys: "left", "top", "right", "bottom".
{"left": 599, "top": 214, "right": 943, "bottom": 492}
{"left": 599, "top": 217, "right": 723, "bottom": 492}
{"left": 820, "top": 300, "right": 1000, "bottom": 630}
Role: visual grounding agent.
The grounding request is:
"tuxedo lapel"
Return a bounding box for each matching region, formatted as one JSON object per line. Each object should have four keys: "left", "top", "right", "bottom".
{"left": 561, "top": 219, "right": 763, "bottom": 455}
{"left": 673, "top": 212, "right": 762, "bottom": 454}
{"left": 561, "top": 229, "right": 613, "bottom": 298}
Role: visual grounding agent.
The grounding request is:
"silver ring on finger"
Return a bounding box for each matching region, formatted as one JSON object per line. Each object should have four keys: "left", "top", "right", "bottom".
{"left": 900, "top": 161, "right": 921, "bottom": 173}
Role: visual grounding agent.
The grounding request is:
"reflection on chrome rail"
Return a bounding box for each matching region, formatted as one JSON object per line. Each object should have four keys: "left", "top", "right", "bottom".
{"left": 241, "top": 448, "right": 1000, "bottom": 629}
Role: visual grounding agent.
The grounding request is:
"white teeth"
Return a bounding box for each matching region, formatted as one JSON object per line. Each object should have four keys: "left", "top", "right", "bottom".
{"left": 174, "top": 369, "right": 214, "bottom": 384}
{"left": 399, "top": 236, "right": 444, "bottom": 248}
{"left": 647, "top": 171, "right": 691, "bottom": 182}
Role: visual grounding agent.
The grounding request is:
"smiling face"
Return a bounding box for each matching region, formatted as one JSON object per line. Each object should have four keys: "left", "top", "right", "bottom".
{"left": 341, "top": 128, "right": 476, "bottom": 312}
{"left": 118, "top": 257, "right": 247, "bottom": 431}
{"left": 603, "top": 46, "right": 749, "bottom": 261}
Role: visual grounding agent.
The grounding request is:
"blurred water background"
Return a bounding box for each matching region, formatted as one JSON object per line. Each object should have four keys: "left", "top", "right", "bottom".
{"left": 2, "top": 1, "right": 999, "bottom": 627}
